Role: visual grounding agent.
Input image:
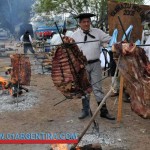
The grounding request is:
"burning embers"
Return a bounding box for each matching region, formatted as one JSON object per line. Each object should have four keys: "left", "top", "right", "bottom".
{"left": 0, "top": 70, "right": 28, "bottom": 97}
{"left": 0, "top": 76, "right": 13, "bottom": 95}
{"left": 50, "top": 143, "right": 102, "bottom": 150}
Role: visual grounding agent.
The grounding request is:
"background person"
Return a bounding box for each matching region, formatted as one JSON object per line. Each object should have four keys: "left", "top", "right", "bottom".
{"left": 20, "top": 30, "right": 35, "bottom": 54}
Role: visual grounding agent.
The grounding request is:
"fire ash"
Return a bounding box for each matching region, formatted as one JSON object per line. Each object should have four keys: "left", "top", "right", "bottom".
{"left": 0, "top": 73, "right": 39, "bottom": 112}
{"left": 0, "top": 87, "right": 39, "bottom": 112}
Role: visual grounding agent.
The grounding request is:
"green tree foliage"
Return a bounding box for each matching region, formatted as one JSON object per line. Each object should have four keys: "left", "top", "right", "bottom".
{"left": 34, "top": 0, "right": 144, "bottom": 28}
{"left": 0, "top": 0, "right": 34, "bottom": 33}
{"left": 115, "top": 0, "right": 144, "bottom": 4}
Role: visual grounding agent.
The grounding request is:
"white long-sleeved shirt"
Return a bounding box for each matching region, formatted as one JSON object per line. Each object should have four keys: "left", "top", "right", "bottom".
{"left": 20, "top": 35, "right": 33, "bottom": 43}
{"left": 72, "top": 28, "right": 111, "bottom": 61}
{"left": 141, "top": 30, "right": 150, "bottom": 44}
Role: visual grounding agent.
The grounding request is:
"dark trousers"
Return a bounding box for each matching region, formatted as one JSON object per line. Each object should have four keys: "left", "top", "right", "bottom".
{"left": 23, "top": 44, "right": 35, "bottom": 54}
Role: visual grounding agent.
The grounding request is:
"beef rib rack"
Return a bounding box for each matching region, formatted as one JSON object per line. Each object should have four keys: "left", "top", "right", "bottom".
{"left": 112, "top": 42, "right": 150, "bottom": 119}
{"left": 10, "top": 54, "right": 31, "bottom": 86}
{"left": 51, "top": 36, "right": 92, "bottom": 99}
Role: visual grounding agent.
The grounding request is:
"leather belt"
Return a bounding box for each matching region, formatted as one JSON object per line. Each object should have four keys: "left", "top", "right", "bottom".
{"left": 87, "top": 59, "right": 99, "bottom": 64}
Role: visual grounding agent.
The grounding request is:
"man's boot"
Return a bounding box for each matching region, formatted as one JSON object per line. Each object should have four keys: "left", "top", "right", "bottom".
{"left": 123, "top": 92, "right": 130, "bottom": 103}
{"left": 97, "top": 102, "right": 115, "bottom": 120}
{"left": 78, "top": 96, "right": 89, "bottom": 119}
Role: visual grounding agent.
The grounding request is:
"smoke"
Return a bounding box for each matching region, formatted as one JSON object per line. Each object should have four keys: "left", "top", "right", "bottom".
{"left": 0, "top": 0, "right": 34, "bottom": 34}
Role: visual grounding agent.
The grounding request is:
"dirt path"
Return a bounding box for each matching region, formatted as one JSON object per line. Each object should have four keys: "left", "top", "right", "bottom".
{"left": 0, "top": 40, "right": 149, "bottom": 150}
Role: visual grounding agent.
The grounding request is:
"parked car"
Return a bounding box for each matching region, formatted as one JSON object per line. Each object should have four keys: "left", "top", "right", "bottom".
{"left": 35, "top": 25, "right": 64, "bottom": 40}
{"left": 0, "top": 28, "right": 9, "bottom": 40}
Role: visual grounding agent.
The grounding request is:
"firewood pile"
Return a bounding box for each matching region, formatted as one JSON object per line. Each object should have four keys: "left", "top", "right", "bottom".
{"left": 0, "top": 75, "right": 28, "bottom": 97}
{"left": 50, "top": 143, "right": 102, "bottom": 150}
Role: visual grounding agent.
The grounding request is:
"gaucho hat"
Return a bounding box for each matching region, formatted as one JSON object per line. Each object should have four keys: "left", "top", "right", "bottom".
{"left": 74, "top": 13, "right": 96, "bottom": 19}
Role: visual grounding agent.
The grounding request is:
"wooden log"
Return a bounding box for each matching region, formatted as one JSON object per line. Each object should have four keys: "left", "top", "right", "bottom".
{"left": 50, "top": 143, "right": 102, "bottom": 150}
{"left": 50, "top": 144, "right": 68, "bottom": 150}
{"left": 117, "top": 75, "right": 124, "bottom": 123}
{"left": 75, "top": 143, "right": 102, "bottom": 150}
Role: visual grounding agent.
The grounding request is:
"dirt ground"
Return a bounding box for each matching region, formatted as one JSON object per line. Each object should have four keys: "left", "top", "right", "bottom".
{"left": 0, "top": 40, "right": 149, "bottom": 150}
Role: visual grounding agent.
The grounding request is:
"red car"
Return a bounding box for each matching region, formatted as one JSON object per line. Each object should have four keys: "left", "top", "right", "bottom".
{"left": 36, "top": 30, "right": 53, "bottom": 39}
{"left": 35, "top": 26, "right": 59, "bottom": 40}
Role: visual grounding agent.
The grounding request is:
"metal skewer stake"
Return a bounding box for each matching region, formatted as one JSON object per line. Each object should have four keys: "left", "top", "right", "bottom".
{"left": 54, "top": 22, "right": 99, "bottom": 132}
{"left": 71, "top": 56, "right": 121, "bottom": 149}
{"left": 118, "top": 15, "right": 129, "bottom": 43}
{"left": 16, "top": 41, "right": 150, "bottom": 50}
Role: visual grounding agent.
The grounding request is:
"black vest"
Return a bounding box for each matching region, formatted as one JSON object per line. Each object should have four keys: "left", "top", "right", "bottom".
{"left": 23, "top": 33, "right": 31, "bottom": 45}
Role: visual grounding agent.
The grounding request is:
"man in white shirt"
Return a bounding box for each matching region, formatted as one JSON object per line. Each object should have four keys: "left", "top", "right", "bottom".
{"left": 145, "top": 33, "right": 150, "bottom": 61}
{"left": 72, "top": 13, "right": 115, "bottom": 120}
{"left": 20, "top": 31, "right": 35, "bottom": 54}
{"left": 142, "top": 10, "right": 150, "bottom": 61}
